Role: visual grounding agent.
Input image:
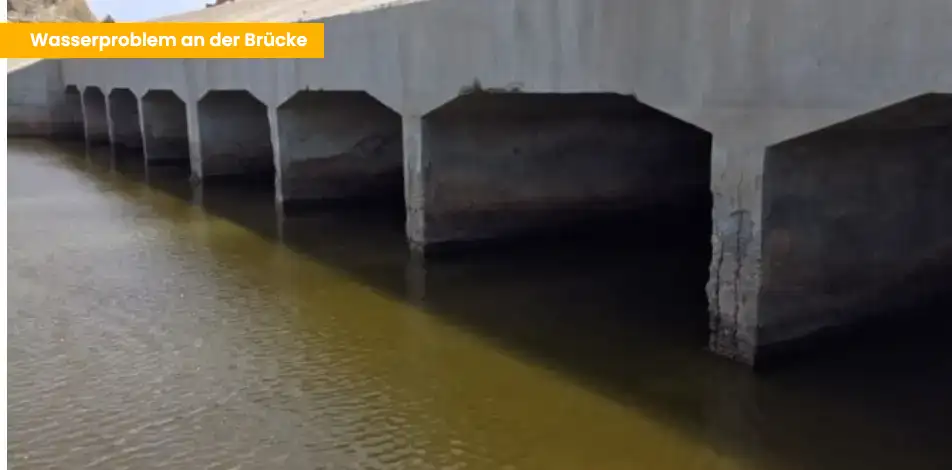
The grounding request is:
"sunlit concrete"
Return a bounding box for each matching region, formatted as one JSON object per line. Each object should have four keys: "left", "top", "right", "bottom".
{"left": 81, "top": 86, "right": 110, "bottom": 148}
{"left": 107, "top": 88, "right": 144, "bottom": 157}
{"left": 276, "top": 91, "right": 403, "bottom": 210}
{"left": 7, "top": 59, "right": 67, "bottom": 137}
{"left": 197, "top": 90, "right": 275, "bottom": 182}
{"left": 141, "top": 90, "right": 190, "bottom": 167}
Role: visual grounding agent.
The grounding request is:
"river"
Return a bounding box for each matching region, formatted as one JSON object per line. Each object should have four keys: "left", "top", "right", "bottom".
{"left": 8, "top": 139, "right": 952, "bottom": 470}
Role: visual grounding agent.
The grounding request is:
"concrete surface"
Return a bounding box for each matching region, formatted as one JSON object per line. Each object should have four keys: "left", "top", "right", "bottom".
{"left": 7, "top": 0, "right": 952, "bottom": 365}
{"left": 406, "top": 91, "right": 711, "bottom": 250}
{"left": 277, "top": 90, "right": 404, "bottom": 209}
{"left": 7, "top": 59, "right": 68, "bottom": 137}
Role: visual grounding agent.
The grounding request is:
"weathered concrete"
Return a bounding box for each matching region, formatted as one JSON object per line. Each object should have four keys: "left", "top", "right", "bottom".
{"left": 141, "top": 90, "right": 190, "bottom": 166}
{"left": 406, "top": 91, "right": 712, "bottom": 251}
{"left": 107, "top": 88, "right": 144, "bottom": 157}
{"left": 754, "top": 93, "right": 952, "bottom": 356}
{"left": 7, "top": 0, "right": 952, "bottom": 365}
{"left": 81, "top": 87, "right": 110, "bottom": 148}
{"left": 276, "top": 91, "right": 404, "bottom": 209}
{"left": 196, "top": 90, "right": 274, "bottom": 181}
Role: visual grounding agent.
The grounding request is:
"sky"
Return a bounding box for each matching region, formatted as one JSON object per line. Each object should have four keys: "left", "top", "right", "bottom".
{"left": 88, "top": 0, "right": 207, "bottom": 21}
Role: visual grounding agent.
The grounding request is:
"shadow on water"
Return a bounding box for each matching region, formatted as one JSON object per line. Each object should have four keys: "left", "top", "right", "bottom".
{"left": 65, "top": 142, "right": 952, "bottom": 469}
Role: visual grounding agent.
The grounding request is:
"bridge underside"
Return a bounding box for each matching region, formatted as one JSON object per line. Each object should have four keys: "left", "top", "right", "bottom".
{"left": 752, "top": 94, "right": 952, "bottom": 361}
{"left": 406, "top": 92, "right": 711, "bottom": 252}
{"left": 277, "top": 90, "right": 405, "bottom": 212}
{"left": 141, "top": 90, "right": 190, "bottom": 167}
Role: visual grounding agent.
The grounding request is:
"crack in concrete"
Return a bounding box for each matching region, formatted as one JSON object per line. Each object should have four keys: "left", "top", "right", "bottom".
{"left": 709, "top": 235, "right": 724, "bottom": 351}
{"left": 731, "top": 175, "right": 745, "bottom": 358}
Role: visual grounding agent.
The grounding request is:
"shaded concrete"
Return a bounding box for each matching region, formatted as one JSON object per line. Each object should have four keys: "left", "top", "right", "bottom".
{"left": 197, "top": 90, "right": 274, "bottom": 182}
{"left": 276, "top": 91, "right": 403, "bottom": 210}
{"left": 756, "top": 94, "right": 952, "bottom": 359}
{"left": 141, "top": 90, "right": 190, "bottom": 167}
{"left": 107, "top": 88, "right": 144, "bottom": 157}
{"left": 405, "top": 91, "right": 712, "bottom": 252}
{"left": 7, "top": 59, "right": 64, "bottom": 137}
{"left": 81, "top": 86, "right": 110, "bottom": 148}
{"left": 52, "top": 85, "right": 85, "bottom": 142}
{"left": 708, "top": 94, "right": 952, "bottom": 365}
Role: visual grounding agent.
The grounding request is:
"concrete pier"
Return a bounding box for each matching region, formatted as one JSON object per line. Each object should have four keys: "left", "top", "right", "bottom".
{"left": 7, "top": 0, "right": 952, "bottom": 366}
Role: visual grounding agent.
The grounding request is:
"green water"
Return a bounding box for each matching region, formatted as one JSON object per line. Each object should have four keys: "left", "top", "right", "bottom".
{"left": 8, "top": 139, "right": 952, "bottom": 470}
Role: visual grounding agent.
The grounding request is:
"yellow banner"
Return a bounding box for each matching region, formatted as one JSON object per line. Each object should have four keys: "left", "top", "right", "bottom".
{"left": 0, "top": 22, "right": 325, "bottom": 59}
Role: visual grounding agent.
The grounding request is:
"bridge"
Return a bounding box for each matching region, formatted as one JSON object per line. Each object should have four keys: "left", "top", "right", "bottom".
{"left": 8, "top": 0, "right": 952, "bottom": 365}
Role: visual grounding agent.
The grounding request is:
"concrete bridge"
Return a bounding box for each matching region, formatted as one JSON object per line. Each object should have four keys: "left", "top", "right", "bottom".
{"left": 8, "top": 0, "right": 952, "bottom": 365}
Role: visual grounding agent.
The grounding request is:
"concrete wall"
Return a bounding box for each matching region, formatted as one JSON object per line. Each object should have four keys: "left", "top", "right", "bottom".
{"left": 7, "top": 60, "right": 65, "bottom": 137}
{"left": 108, "top": 88, "right": 144, "bottom": 156}
{"left": 276, "top": 91, "right": 404, "bottom": 208}
{"left": 141, "top": 90, "right": 190, "bottom": 165}
{"left": 406, "top": 92, "right": 712, "bottom": 250}
{"left": 81, "top": 87, "right": 110, "bottom": 147}
{"left": 197, "top": 90, "right": 274, "bottom": 180}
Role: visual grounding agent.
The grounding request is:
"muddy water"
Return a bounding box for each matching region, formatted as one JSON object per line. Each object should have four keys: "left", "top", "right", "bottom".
{"left": 8, "top": 139, "right": 952, "bottom": 470}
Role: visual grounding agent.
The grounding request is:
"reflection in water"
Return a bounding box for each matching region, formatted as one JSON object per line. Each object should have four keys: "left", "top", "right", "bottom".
{"left": 8, "top": 139, "right": 952, "bottom": 470}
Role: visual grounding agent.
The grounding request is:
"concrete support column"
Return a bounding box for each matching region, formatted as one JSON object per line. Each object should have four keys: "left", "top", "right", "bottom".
{"left": 268, "top": 104, "right": 283, "bottom": 206}
{"left": 107, "top": 88, "right": 144, "bottom": 157}
{"left": 276, "top": 91, "right": 404, "bottom": 211}
{"left": 141, "top": 90, "right": 190, "bottom": 167}
{"left": 406, "top": 92, "right": 712, "bottom": 253}
{"left": 707, "top": 143, "right": 764, "bottom": 364}
{"left": 196, "top": 90, "right": 275, "bottom": 183}
{"left": 403, "top": 114, "right": 426, "bottom": 250}
{"left": 81, "top": 87, "right": 110, "bottom": 148}
{"left": 185, "top": 98, "right": 202, "bottom": 179}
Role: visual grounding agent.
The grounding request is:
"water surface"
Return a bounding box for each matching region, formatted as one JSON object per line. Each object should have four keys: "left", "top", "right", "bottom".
{"left": 8, "top": 139, "right": 952, "bottom": 470}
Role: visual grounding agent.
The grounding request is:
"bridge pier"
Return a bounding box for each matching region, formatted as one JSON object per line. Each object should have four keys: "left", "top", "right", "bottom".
{"left": 275, "top": 91, "right": 403, "bottom": 212}
{"left": 81, "top": 86, "right": 110, "bottom": 148}
{"left": 107, "top": 88, "right": 144, "bottom": 158}
{"left": 196, "top": 90, "right": 275, "bottom": 183}
{"left": 404, "top": 92, "right": 712, "bottom": 254}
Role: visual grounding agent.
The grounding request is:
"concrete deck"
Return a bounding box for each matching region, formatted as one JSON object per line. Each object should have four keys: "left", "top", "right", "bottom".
{"left": 8, "top": 0, "right": 952, "bottom": 365}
